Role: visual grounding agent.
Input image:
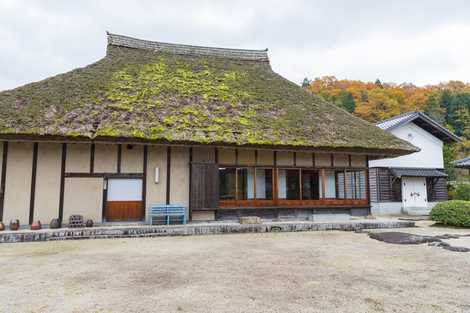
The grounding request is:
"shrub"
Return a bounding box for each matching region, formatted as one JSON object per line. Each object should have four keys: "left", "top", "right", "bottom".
{"left": 454, "top": 183, "right": 470, "bottom": 201}
{"left": 430, "top": 200, "right": 470, "bottom": 227}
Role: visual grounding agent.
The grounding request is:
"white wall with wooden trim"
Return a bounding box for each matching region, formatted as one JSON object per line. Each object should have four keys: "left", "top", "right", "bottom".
{"left": 34, "top": 143, "right": 61, "bottom": 223}
{"left": 121, "top": 145, "right": 143, "bottom": 173}
{"left": 94, "top": 144, "right": 118, "bottom": 172}
{"left": 63, "top": 177, "right": 103, "bottom": 223}
{"left": 146, "top": 145, "right": 167, "bottom": 205}
{"left": 3, "top": 142, "right": 33, "bottom": 224}
{"left": 169, "top": 147, "right": 190, "bottom": 208}
{"left": 65, "top": 144, "right": 90, "bottom": 173}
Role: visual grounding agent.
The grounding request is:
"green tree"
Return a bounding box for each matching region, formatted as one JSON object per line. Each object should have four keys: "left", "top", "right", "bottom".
{"left": 335, "top": 91, "right": 356, "bottom": 113}
{"left": 424, "top": 92, "right": 446, "bottom": 124}
{"left": 443, "top": 144, "right": 457, "bottom": 180}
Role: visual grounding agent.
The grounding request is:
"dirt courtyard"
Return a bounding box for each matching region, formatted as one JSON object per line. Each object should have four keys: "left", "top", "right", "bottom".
{"left": 1, "top": 225, "right": 470, "bottom": 313}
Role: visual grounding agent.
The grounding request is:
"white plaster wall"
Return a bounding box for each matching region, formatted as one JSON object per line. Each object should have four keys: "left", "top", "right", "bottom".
{"left": 369, "top": 123, "right": 444, "bottom": 169}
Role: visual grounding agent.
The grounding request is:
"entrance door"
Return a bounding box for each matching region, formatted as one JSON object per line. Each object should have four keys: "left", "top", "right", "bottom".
{"left": 105, "top": 179, "right": 143, "bottom": 221}
{"left": 402, "top": 177, "right": 427, "bottom": 208}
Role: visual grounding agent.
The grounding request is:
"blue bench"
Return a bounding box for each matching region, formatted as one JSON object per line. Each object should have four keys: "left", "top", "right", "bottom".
{"left": 147, "top": 204, "right": 187, "bottom": 225}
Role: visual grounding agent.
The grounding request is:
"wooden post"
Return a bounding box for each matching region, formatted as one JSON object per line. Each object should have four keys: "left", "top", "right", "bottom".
{"left": 321, "top": 169, "right": 326, "bottom": 199}
{"left": 90, "top": 143, "right": 95, "bottom": 173}
{"left": 29, "top": 143, "right": 38, "bottom": 225}
{"left": 58, "top": 143, "right": 67, "bottom": 226}
{"left": 166, "top": 146, "right": 171, "bottom": 205}
{"left": 343, "top": 169, "right": 348, "bottom": 199}
{"left": 0, "top": 142, "right": 8, "bottom": 222}
{"left": 142, "top": 145, "right": 148, "bottom": 218}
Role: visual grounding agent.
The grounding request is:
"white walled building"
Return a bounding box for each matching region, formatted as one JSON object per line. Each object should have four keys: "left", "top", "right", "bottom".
{"left": 369, "top": 112, "right": 460, "bottom": 215}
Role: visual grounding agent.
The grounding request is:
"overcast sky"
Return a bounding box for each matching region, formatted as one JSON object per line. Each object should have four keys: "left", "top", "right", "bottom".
{"left": 1, "top": 0, "right": 470, "bottom": 91}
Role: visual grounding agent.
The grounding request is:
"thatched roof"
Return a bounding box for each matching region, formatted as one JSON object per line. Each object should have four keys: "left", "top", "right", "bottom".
{"left": 0, "top": 32, "right": 417, "bottom": 156}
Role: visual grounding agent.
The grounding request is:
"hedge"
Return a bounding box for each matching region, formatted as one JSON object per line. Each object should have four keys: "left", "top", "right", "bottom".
{"left": 430, "top": 200, "right": 470, "bottom": 227}
{"left": 455, "top": 183, "right": 470, "bottom": 201}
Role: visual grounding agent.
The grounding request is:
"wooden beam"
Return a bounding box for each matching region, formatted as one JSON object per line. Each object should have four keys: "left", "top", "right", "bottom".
{"left": 254, "top": 150, "right": 258, "bottom": 166}
{"left": 0, "top": 142, "right": 8, "bottom": 221}
{"left": 58, "top": 143, "right": 67, "bottom": 226}
{"left": 293, "top": 152, "right": 297, "bottom": 167}
{"left": 29, "top": 142, "right": 39, "bottom": 225}
{"left": 235, "top": 148, "right": 239, "bottom": 165}
{"left": 188, "top": 147, "right": 193, "bottom": 217}
{"left": 65, "top": 172, "right": 143, "bottom": 178}
{"left": 214, "top": 147, "right": 219, "bottom": 164}
{"left": 117, "top": 144, "right": 122, "bottom": 174}
{"left": 166, "top": 146, "right": 171, "bottom": 205}
{"left": 312, "top": 152, "right": 316, "bottom": 167}
{"left": 90, "top": 143, "right": 95, "bottom": 173}
{"left": 348, "top": 154, "right": 352, "bottom": 168}
{"left": 321, "top": 169, "right": 326, "bottom": 199}
{"left": 142, "top": 145, "right": 148, "bottom": 219}
{"left": 330, "top": 154, "right": 334, "bottom": 167}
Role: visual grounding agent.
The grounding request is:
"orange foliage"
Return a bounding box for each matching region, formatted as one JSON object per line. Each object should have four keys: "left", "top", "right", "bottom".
{"left": 305, "top": 76, "right": 466, "bottom": 122}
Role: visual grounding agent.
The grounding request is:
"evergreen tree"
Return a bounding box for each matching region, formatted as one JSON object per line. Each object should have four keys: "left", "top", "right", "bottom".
{"left": 301, "top": 78, "right": 310, "bottom": 88}
{"left": 335, "top": 91, "right": 356, "bottom": 113}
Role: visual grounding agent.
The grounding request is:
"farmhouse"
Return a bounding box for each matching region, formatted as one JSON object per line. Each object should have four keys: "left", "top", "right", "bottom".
{"left": 0, "top": 32, "right": 417, "bottom": 227}
{"left": 369, "top": 111, "right": 459, "bottom": 215}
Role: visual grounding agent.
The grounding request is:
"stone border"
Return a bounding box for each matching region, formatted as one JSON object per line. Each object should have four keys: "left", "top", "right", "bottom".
{"left": 0, "top": 220, "right": 414, "bottom": 244}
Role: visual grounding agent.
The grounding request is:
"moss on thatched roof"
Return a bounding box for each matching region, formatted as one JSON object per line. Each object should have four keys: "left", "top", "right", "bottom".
{"left": 0, "top": 33, "right": 417, "bottom": 155}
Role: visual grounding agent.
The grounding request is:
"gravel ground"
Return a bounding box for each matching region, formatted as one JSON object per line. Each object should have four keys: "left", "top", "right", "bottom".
{"left": 1, "top": 225, "right": 470, "bottom": 313}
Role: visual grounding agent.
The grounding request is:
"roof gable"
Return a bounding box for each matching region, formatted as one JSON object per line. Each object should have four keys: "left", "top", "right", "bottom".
{"left": 0, "top": 32, "right": 418, "bottom": 156}
{"left": 376, "top": 111, "right": 460, "bottom": 143}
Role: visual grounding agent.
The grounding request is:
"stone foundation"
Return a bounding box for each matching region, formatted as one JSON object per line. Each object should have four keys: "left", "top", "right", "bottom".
{"left": 0, "top": 220, "right": 415, "bottom": 243}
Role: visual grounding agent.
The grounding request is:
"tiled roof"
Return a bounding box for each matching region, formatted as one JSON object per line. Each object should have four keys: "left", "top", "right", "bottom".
{"left": 376, "top": 112, "right": 417, "bottom": 130}
{"left": 454, "top": 157, "right": 470, "bottom": 168}
{"left": 107, "top": 32, "right": 269, "bottom": 62}
{"left": 376, "top": 111, "right": 460, "bottom": 143}
{"left": 389, "top": 167, "right": 447, "bottom": 178}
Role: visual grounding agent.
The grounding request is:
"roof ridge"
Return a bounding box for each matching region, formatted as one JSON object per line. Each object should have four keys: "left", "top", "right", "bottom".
{"left": 106, "top": 32, "right": 269, "bottom": 62}
{"left": 376, "top": 111, "right": 417, "bottom": 126}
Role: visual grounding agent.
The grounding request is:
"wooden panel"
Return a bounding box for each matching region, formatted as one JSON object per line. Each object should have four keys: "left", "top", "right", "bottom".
{"left": 315, "top": 154, "right": 331, "bottom": 167}
{"left": 276, "top": 151, "right": 294, "bottom": 166}
{"left": 351, "top": 155, "right": 367, "bottom": 168}
{"left": 190, "top": 163, "right": 219, "bottom": 209}
{"left": 333, "top": 154, "right": 349, "bottom": 167}
{"left": 193, "top": 147, "right": 215, "bottom": 163}
{"left": 257, "top": 150, "right": 274, "bottom": 165}
{"left": 218, "top": 148, "right": 236, "bottom": 164}
{"left": 238, "top": 149, "right": 255, "bottom": 165}
{"left": 105, "top": 200, "right": 143, "bottom": 221}
{"left": 427, "top": 177, "right": 448, "bottom": 202}
{"left": 296, "top": 152, "right": 313, "bottom": 167}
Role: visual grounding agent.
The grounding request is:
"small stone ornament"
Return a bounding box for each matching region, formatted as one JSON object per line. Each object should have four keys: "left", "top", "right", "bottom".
{"left": 85, "top": 219, "right": 94, "bottom": 228}
{"left": 9, "top": 219, "right": 20, "bottom": 231}
{"left": 30, "top": 221, "right": 42, "bottom": 230}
